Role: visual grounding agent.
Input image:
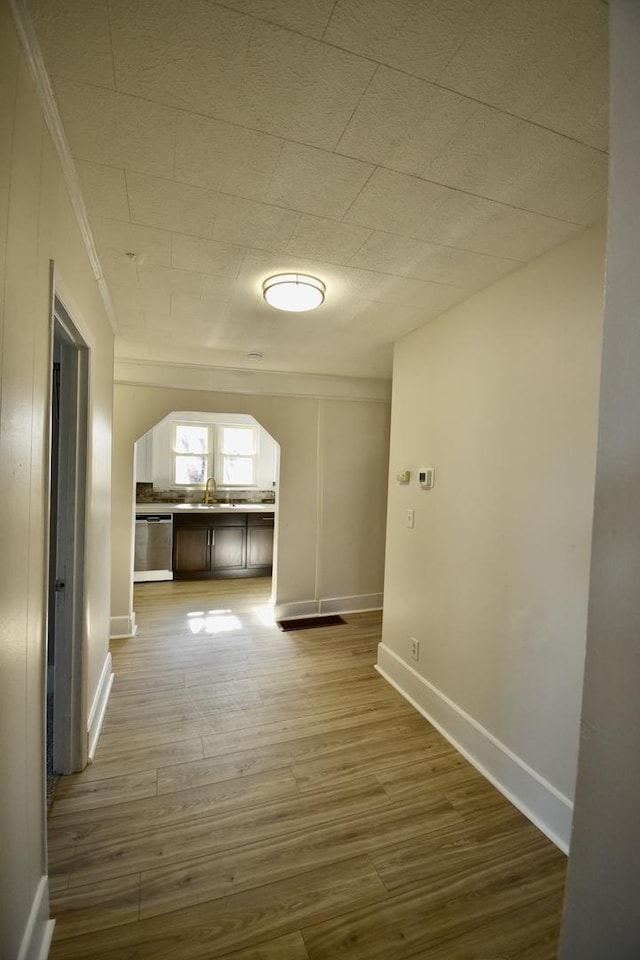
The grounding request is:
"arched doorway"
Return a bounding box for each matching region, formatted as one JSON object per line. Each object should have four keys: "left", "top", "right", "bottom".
{"left": 132, "top": 411, "right": 279, "bottom": 600}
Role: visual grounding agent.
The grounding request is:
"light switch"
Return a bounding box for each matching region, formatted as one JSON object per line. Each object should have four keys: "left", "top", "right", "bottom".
{"left": 406, "top": 508, "right": 414, "bottom": 529}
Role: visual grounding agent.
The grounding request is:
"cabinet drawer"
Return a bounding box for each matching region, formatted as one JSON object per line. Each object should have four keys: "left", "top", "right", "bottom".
{"left": 247, "top": 512, "right": 274, "bottom": 526}
{"left": 174, "top": 512, "right": 245, "bottom": 527}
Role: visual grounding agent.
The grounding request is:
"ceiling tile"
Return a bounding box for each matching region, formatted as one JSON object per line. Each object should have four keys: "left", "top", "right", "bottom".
{"left": 439, "top": 0, "right": 607, "bottom": 120}
{"left": 323, "top": 0, "right": 492, "bottom": 82}
{"left": 170, "top": 293, "right": 235, "bottom": 325}
{"left": 337, "top": 67, "right": 476, "bottom": 176}
{"left": 220, "top": 0, "right": 336, "bottom": 39}
{"left": 53, "top": 78, "right": 176, "bottom": 178}
{"left": 97, "top": 247, "right": 140, "bottom": 289}
{"left": 531, "top": 48, "right": 608, "bottom": 152}
{"left": 110, "top": 302, "right": 145, "bottom": 330}
{"left": 110, "top": 283, "right": 170, "bottom": 317}
{"left": 346, "top": 299, "right": 440, "bottom": 342}
{"left": 344, "top": 168, "right": 582, "bottom": 260}
{"left": 265, "top": 142, "right": 374, "bottom": 220}
{"left": 75, "top": 160, "right": 129, "bottom": 221}
{"left": 555, "top": 188, "right": 607, "bottom": 230}
{"left": 109, "top": 284, "right": 171, "bottom": 331}
{"left": 137, "top": 265, "right": 204, "bottom": 297}
{"left": 456, "top": 204, "right": 583, "bottom": 262}
{"left": 285, "top": 215, "right": 372, "bottom": 264}
{"left": 201, "top": 275, "right": 240, "bottom": 300}
{"left": 174, "top": 113, "right": 282, "bottom": 201}
{"left": 108, "top": 0, "right": 248, "bottom": 50}
{"left": 349, "top": 232, "right": 520, "bottom": 288}
{"left": 126, "top": 172, "right": 219, "bottom": 238}
{"left": 235, "top": 21, "right": 376, "bottom": 149}
{"left": 30, "top": 0, "right": 115, "bottom": 89}
{"left": 109, "top": 0, "right": 251, "bottom": 121}
{"left": 143, "top": 310, "right": 229, "bottom": 335}
{"left": 211, "top": 196, "right": 299, "bottom": 253}
{"left": 425, "top": 107, "right": 608, "bottom": 224}
{"left": 361, "top": 273, "right": 472, "bottom": 313}
{"left": 344, "top": 168, "right": 470, "bottom": 239}
{"left": 92, "top": 217, "right": 172, "bottom": 267}
{"left": 171, "top": 234, "right": 246, "bottom": 278}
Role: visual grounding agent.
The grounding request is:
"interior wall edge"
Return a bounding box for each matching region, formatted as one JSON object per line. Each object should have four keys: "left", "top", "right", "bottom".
{"left": 109, "top": 614, "right": 137, "bottom": 640}
{"left": 86, "top": 652, "right": 114, "bottom": 763}
{"left": 376, "top": 642, "right": 573, "bottom": 853}
{"left": 15, "top": 875, "right": 55, "bottom": 960}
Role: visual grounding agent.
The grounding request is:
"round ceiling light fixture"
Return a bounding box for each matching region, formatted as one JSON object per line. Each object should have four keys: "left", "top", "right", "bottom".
{"left": 262, "top": 273, "right": 325, "bottom": 312}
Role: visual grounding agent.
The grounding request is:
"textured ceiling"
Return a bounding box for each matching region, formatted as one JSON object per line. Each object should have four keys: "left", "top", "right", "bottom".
{"left": 30, "top": 0, "right": 608, "bottom": 380}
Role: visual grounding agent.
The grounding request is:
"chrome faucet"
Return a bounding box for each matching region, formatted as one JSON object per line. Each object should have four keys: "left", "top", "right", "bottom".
{"left": 204, "top": 476, "right": 217, "bottom": 503}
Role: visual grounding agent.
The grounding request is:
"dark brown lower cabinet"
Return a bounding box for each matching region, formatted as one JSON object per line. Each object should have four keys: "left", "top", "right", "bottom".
{"left": 247, "top": 513, "right": 275, "bottom": 570}
{"left": 173, "top": 512, "right": 273, "bottom": 579}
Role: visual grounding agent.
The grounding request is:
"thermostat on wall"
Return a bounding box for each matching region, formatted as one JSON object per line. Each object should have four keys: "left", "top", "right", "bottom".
{"left": 418, "top": 468, "right": 435, "bottom": 489}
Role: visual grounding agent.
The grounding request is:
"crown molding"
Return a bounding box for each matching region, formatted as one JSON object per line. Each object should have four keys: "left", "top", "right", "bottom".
{"left": 9, "top": 0, "right": 117, "bottom": 334}
{"left": 114, "top": 356, "right": 392, "bottom": 402}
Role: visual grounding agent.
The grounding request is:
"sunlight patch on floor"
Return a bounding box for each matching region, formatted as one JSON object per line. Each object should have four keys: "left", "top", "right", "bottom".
{"left": 187, "top": 609, "right": 240, "bottom": 634}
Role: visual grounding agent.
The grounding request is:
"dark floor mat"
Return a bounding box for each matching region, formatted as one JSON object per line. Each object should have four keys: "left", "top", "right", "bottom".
{"left": 276, "top": 614, "right": 346, "bottom": 631}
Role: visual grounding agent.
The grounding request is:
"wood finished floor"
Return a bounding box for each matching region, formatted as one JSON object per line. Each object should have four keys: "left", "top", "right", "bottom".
{"left": 48, "top": 578, "right": 567, "bottom": 960}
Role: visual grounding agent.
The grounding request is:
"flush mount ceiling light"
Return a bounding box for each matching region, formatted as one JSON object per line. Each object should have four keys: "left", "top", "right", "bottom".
{"left": 262, "top": 273, "right": 325, "bottom": 312}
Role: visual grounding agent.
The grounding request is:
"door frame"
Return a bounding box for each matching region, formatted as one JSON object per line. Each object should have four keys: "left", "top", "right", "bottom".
{"left": 46, "top": 268, "right": 90, "bottom": 776}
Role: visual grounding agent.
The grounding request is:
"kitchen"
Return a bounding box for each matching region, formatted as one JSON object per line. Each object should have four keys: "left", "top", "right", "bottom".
{"left": 133, "top": 411, "right": 278, "bottom": 584}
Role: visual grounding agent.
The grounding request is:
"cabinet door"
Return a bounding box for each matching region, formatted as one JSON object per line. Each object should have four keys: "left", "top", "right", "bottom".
{"left": 247, "top": 524, "right": 274, "bottom": 569}
{"left": 210, "top": 526, "right": 245, "bottom": 570}
{"left": 173, "top": 526, "right": 210, "bottom": 573}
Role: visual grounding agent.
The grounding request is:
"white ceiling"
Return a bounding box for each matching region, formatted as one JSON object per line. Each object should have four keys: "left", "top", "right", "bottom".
{"left": 29, "top": 0, "right": 608, "bottom": 380}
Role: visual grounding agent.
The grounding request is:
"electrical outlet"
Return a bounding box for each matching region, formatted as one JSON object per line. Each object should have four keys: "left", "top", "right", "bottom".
{"left": 411, "top": 637, "right": 419, "bottom": 661}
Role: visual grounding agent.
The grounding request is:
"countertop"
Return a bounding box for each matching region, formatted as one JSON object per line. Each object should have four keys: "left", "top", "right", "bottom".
{"left": 136, "top": 502, "right": 275, "bottom": 515}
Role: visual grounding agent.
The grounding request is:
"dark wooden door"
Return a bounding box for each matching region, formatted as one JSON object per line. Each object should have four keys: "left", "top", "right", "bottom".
{"left": 211, "top": 526, "right": 245, "bottom": 570}
{"left": 173, "top": 526, "right": 210, "bottom": 573}
{"left": 247, "top": 525, "right": 274, "bottom": 568}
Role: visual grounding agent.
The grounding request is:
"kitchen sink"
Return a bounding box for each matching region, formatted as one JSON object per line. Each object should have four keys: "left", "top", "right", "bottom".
{"left": 175, "top": 502, "right": 240, "bottom": 509}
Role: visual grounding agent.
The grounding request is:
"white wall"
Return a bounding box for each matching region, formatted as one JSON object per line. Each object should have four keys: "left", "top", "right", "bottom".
{"left": 379, "top": 225, "right": 605, "bottom": 850}
{"left": 560, "top": 2, "right": 640, "bottom": 953}
{"left": 111, "top": 381, "right": 390, "bottom": 634}
{"left": 136, "top": 410, "right": 278, "bottom": 492}
{"left": 0, "top": 2, "right": 114, "bottom": 956}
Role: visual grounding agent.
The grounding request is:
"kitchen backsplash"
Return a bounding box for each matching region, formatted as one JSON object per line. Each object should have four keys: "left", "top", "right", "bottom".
{"left": 136, "top": 482, "right": 276, "bottom": 504}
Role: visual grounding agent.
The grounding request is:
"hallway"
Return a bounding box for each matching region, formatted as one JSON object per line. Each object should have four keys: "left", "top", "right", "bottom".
{"left": 47, "top": 579, "right": 566, "bottom": 959}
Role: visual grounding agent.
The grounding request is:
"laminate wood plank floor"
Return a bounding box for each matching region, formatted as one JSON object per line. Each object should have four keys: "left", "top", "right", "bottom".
{"left": 48, "top": 578, "right": 567, "bottom": 959}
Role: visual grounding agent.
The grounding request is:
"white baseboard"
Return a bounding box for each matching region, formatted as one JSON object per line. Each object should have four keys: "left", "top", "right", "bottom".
{"left": 133, "top": 570, "right": 173, "bottom": 582}
{"left": 320, "top": 593, "right": 383, "bottom": 614}
{"left": 110, "top": 612, "right": 137, "bottom": 639}
{"left": 17, "top": 875, "right": 55, "bottom": 960}
{"left": 274, "top": 600, "right": 318, "bottom": 620}
{"left": 376, "top": 643, "right": 573, "bottom": 853}
{"left": 274, "top": 593, "right": 383, "bottom": 621}
{"left": 87, "top": 652, "right": 113, "bottom": 762}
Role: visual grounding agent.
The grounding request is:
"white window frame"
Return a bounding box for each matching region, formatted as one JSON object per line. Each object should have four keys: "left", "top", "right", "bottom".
{"left": 170, "top": 421, "right": 214, "bottom": 487}
{"left": 170, "top": 420, "right": 259, "bottom": 489}
{"left": 215, "top": 424, "right": 259, "bottom": 489}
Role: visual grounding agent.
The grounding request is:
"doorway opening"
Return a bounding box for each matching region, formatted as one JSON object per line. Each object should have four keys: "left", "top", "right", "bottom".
{"left": 132, "top": 411, "right": 279, "bottom": 608}
{"left": 47, "top": 297, "right": 89, "bottom": 801}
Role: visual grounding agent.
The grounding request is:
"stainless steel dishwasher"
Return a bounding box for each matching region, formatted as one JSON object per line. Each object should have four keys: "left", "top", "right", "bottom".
{"left": 134, "top": 514, "right": 173, "bottom": 582}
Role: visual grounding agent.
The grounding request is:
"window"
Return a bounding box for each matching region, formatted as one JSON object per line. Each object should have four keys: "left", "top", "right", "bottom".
{"left": 171, "top": 421, "right": 258, "bottom": 488}
{"left": 217, "top": 425, "right": 258, "bottom": 487}
{"left": 171, "top": 423, "right": 212, "bottom": 485}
